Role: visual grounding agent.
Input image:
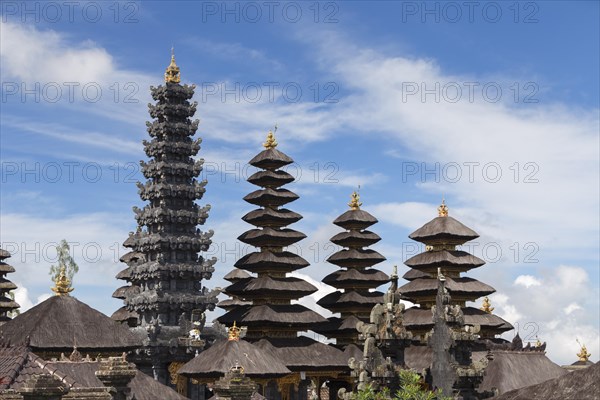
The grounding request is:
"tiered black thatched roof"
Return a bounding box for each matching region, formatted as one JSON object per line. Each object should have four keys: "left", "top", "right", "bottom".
{"left": 217, "top": 269, "right": 252, "bottom": 311}
{"left": 216, "top": 130, "right": 346, "bottom": 375}
{"left": 400, "top": 201, "right": 512, "bottom": 338}
{"left": 316, "top": 192, "right": 388, "bottom": 347}
{"left": 217, "top": 130, "right": 327, "bottom": 339}
{"left": 0, "top": 248, "right": 19, "bottom": 324}
{"left": 0, "top": 295, "right": 140, "bottom": 353}
{"left": 110, "top": 55, "right": 217, "bottom": 381}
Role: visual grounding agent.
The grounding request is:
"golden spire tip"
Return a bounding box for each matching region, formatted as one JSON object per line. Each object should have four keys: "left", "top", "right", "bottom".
{"left": 51, "top": 266, "right": 74, "bottom": 296}
{"left": 576, "top": 339, "right": 591, "bottom": 362}
{"left": 438, "top": 198, "right": 449, "bottom": 217}
{"left": 348, "top": 187, "right": 362, "bottom": 210}
{"left": 480, "top": 296, "right": 494, "bottom": 313}
{"left": 165, "top": 47, "right": 181, "bottom": 84}
{"left": 263, "top": 125, "right": 278, "bottom": 149}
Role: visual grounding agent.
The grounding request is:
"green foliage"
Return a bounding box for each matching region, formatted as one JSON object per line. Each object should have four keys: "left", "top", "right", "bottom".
{"left": 49, "top": 239, "right": 79, "bottom": 283}
{"left": 354, "top": 370, "right": 453, "bottom": 400}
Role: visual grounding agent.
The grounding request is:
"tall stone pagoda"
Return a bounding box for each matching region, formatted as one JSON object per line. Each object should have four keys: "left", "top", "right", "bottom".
{"left": 316, "top": 192, "right": 388, "bottom": 348}
{"left": 217, "top": 129, "right": 347, "bottom": 397}
{"left": 112, "top": 52, "right": 218, "bottom": 383}
{"left": 400, "top": 200, "right": 512, "bottom": 339}
{"left": 0, "top": 248, "right": 19, "bottom": 324}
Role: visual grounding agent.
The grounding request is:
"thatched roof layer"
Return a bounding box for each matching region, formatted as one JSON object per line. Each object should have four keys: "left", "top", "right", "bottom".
{"left": 322, "top": 268, "right": 389, "bottom": 288}
{"left": 477, "top": 350, "right": 569, "bottom": 395}
{"left": 254, "top": 337, "right": 349, "bottom": 371}
{"left": 494, "top": 360, "right": 598, "bottom": 399}
{"left": 404, "top": 250, "right": 485, "bottom": 272}
{"left": 178, "top": 339, "right": 291, "bottom": 378}
{"left": 409, "top": 216, "right": 478, "bottom": 244}
{"left": 0, "top": 296, "right": 140, "bottom": 350}
{"left": 226, "top": 276, "right": 317, "bottom": 298}
{"left": 327, "top": 249, "right": 386, "bottom": 268}
{"left": 238, "top": 228, "right": 306, "bottom": 247}
{"left": 248, "top": 148, "right": 293, "bottom": 170}
{"left": 242, "top": 208, "right": 302, "bottom": 228}
{"left": 333, "top": 210, "right": 378, "bottom": 230}
{"left": 217, "top": 304, "right": 327, "bottom": 327}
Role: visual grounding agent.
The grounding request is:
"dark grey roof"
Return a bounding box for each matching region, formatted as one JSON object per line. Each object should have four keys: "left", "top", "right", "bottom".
{"left": 247, "top": 170, "right": 295, "bottom": 188}
{"left": 322, "top": 268, "right": 389, "bottom": 288}
{"left": 0, "top": 296, "right": 140, "bottom": 350}
{"left": 235, "top": 250, "right": 309, "bottom": 273}
{"left": 254, "top": 337, "right": 349, "bottom": 371}
{"left": 402, "top": 269, "right": 431, "bottom": 281}
{"left": 238, "top": 227, "right": 306, "bottom": 247}
{"left": 402, "top": 306, "right": 513, "bottom": 332}
{"left": 242, "top": 208, "right": 303, "bottom": 228}
{"left": 217, "top": 304, "right": 327, "bottom": 327}
{"left": 494, "top": 360, "right": 599, "bottom": 399}
{"left": 223, "top": 268, "right": 252, "bottom": 282}
{"left": 248, "top": 148, "right": 293, "bottom": 170}
{"left": 327, "top": 249, "right": 386, "bottom": 268}
{"left": 404, "top": 250, "right": 485, "bottom": 272}
{"left": 409, "top": 216, "right": 479, "bottom": 244}
{"left": 317, "top": 291, "right": 384, "bottom": 309}
{"left": 178, "top": 339, "right": 291, "bottom": 378}
{"left": 226, "top": 276, "right": 317, "bottom": 299}
{"left": 398, "top": 277, "right": 495, "bottom": 299}
{"left": 476, "top": 350, "right": 569, "bottom": 395}
{"left": 243, "top": 188, "right": 299, "bottom": 207}
{"left": 110, "top": 306, "right": 138, "bottom": 322}
{"left": 333, "top": 210, "right": 378, "bottom": 230}
{"left": 0, "top": 249, "right": 11, "bottom": 259}
{"left": 330, "top": 230, "right": 381, "bottom": 248}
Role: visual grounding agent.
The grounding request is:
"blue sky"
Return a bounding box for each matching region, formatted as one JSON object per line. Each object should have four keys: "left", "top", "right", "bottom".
{"left": 1, "top": 1, "right": 598, "bottom": 365}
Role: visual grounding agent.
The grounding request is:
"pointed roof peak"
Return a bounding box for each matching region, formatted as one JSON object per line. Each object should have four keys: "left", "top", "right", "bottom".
{"left": 51, "top": 266, "right": 74, "bottom": 296}
{"left": 263, "top": 124, "right": 278, "bottom": 149}
{"left": 164, "top": 47, "right": 181, "bottom": 83}
{"left": 348, "top": 188, "right": 362, "bottom": 210}
{"left": 438, "top": 198, "right": 449, "bottom": 217}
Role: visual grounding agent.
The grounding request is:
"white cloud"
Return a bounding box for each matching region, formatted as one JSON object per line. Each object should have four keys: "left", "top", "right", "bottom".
{"left": 564, "top": 302, "right": 582, "bottom": 315}
{"left": 514, "top": 275, "right": 542, "bottom": 288}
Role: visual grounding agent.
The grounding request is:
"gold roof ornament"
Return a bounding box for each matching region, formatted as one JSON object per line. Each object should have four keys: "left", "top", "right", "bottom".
{"left": 228, "top": 322, "right": 241, "bottom": 341}
{"left": 480, "top": 297, "right": 494, "bottom": 313}
{"left": 51, "top": 266, "right": 74, "bottom": 296}
{"left": 438, "top": 198, "right": 449, "bottom": 217}
{"left": 535, "top": 336, "right": 542, "bottom": 348}
{"left": 577, "top": 340, "right": 591, "bottom": 362}
{"left": 164, "top": 48, "right": 181, "bottom": 84}
{"left": 263, "top": 125, "right": 278, "bottom": 149}
{"left": 348, "top": 187, "right": 362, "bottom": 210}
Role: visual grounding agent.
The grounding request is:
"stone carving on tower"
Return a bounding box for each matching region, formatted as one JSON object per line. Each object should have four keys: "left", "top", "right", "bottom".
{"left": 111, "top": 52, "right": 218, "bottom": 383}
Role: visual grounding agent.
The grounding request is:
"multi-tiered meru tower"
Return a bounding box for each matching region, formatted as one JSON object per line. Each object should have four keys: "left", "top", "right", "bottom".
{"left": 0, "top": 248, "right": 19, "bottom": 325}
{"left": 400, "top": 200, "right": 512, "bottom": 339}
{"left": 112, "top": 54, "right": 217, "bottom": 383}
{"left": 316, "top": 192, "right": 388, "bottom": 348}
{"left": 218, "top": 129, "right": 325, "bottom": 339}
{"left": 218, "top": 130, "right": 347, "bottom": 397}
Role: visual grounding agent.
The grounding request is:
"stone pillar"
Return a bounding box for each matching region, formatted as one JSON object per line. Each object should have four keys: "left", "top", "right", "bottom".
{"left": 19, "top": 374, "right": 68, "bottom": 400}
{"left": 95, "top": 354, "right": 137, "bottom": 400}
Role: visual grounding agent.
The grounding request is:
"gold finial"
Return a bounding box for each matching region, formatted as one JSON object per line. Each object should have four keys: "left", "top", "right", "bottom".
{"left": 438, "top": 198, "right": 449, "bottom": 217}
{"left": 228, "top": 322, "right": 241, "bottom": 341}
{"left": 576, "top": 339, "right": 591, "bottom": 362}
{"left": 348, "top": 186, "right": 362, "bottom": 210}
{"left": 263, "top": 125, "right": 278, "bottom": 149}
{"left": 51, "top": 266, "right": 74, "bottom": 296}
{"left": 164, "top": 47, "right": 181, "bottom": 84}
{"left": 480, "top": 297, "right": 494, "bottom": 313}
{"left": 535, "top": 336, "right": 542, "bottom": 348}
